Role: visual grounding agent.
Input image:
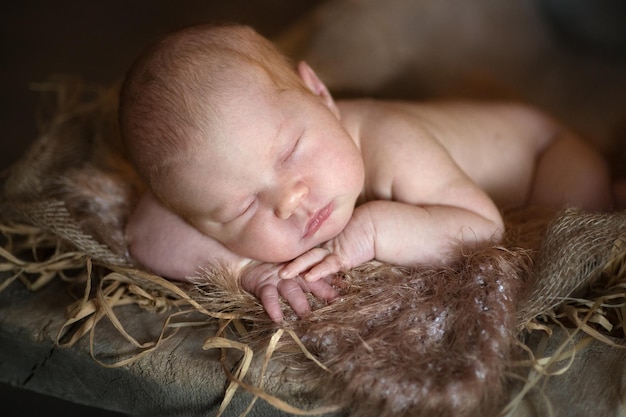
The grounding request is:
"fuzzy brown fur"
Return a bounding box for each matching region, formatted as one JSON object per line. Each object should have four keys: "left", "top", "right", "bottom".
{"left": 189, "top": 208, "right": 626, "bottom": 417}
{"left": 187, "top": 207, "right": 550, "bottom": 417}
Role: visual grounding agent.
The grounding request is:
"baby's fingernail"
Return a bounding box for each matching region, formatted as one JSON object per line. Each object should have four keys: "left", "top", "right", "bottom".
{"left": 279, "top": 268, "right": 291, "bottom": 279}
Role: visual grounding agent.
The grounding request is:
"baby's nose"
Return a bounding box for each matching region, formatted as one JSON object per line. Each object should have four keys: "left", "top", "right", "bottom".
{"left": 275, "top": 181, "right": 308, "bottom": 219}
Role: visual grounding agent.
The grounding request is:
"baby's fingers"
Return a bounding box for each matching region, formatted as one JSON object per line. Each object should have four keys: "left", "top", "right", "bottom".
{"left": 277, "top": 279, "right": 312, "bottom": 318}
{"left": 279, "top": 247, "right": 330, "bottom": 280}
{"left": 303, "top": 254, "right": 343, "bottom": 282}
{"left": 306, "top": 277, "right": 339, "bottom": 302}
{"left": 257, "top": 284, "right": 285, "bottom": 323}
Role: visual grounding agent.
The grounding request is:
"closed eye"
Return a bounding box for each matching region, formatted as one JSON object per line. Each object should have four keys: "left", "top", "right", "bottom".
{"left": 281, "top": 134, "right": 302, "bottom": 164}
{"left": 237, "top": 196, "right": 258, "bottom": 218}
{"left": 222, "top": 196, "right": 257, "bottom": 224}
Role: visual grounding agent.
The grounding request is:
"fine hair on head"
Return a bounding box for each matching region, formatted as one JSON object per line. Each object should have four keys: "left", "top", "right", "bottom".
{"left": 119, "top": 23, "right": 304, "bottom": 209}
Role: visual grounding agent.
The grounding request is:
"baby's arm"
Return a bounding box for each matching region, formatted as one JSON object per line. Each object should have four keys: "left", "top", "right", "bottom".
{"left": 283, "top": 187, "right": 502, "bottom": 282}
{"left": 126, "top": 192, "right": 337, "bottom": 321}
{"left": 281, "top": 127, "right": 504, "bottom": 281}
{"left": 126, "top": 191, "right": 249, "bottom": 278}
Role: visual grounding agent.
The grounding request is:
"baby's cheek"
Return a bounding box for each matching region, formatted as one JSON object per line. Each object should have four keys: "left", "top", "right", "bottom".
{"left": 235, "top": 228, "right": 306, "bottom": 263}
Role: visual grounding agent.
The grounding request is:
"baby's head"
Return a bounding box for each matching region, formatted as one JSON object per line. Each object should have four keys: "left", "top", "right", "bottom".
{"left": 120, "top": 24, "right": 303, "bottom": 202}
{"left": 120, "top": 24, "right": 364, "bottom": 263}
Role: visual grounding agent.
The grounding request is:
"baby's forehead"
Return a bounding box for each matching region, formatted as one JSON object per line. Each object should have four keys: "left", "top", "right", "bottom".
{"left": 200, "top": 85, "right": 290, "bottom": 141}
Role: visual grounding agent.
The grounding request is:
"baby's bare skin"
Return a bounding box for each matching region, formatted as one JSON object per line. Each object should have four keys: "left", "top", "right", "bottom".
{"left": 268, "top": 98, "right": 612, "bottom": 284}
{"left": 122, "top": 25, "right": 613, "bottom": 323}
{"left": 127, "top": 96, "right": 611, "bottom": 322}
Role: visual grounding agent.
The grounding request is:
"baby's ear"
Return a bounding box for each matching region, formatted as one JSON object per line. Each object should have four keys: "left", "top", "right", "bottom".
{"left": 297, "top": 61, "right": 340, "bottom": 118}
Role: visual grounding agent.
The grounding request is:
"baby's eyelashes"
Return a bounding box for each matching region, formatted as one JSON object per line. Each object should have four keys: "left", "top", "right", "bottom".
{"left": 236, "top": 196, "right": 258, "bottom": 219}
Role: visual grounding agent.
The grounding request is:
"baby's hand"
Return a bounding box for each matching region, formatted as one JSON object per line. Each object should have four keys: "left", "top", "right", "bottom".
{"left": 239, "top": 261, "right": 338, "bottom": 322}
{"left": 280, "top": 207, "right": 376, "bottom": 282}
{"left": 279, "top": 247, "right": 340, "bottom": 282}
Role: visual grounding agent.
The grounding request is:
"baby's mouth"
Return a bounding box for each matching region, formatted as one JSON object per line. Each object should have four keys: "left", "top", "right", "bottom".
{"left": 303, "top": 203, "right": 333, "bottom": 238}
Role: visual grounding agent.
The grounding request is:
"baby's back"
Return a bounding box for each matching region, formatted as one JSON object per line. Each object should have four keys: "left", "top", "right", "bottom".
{"left": 338, "top": 99, "right": 557, "bottom": 208}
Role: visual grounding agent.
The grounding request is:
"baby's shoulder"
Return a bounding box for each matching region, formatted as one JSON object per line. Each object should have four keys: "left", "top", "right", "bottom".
{"left": 338, "top": 99, "right": 440, "bottom": 150}
{"left": 340, "top": 98, "right": 554, "bottom": 152}
{"left": 339, "top": 100, "right": 458, "bottom": 197}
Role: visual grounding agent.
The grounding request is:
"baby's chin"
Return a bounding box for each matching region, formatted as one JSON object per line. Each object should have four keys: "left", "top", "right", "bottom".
{"left": 264, "top": 243, "right": 323, "bottom": 264}
{"left": 247, "top": 236, "right": 331, "bottom": 265}
{"left": 241, "top": 213, "right": 350, "bottom": 263}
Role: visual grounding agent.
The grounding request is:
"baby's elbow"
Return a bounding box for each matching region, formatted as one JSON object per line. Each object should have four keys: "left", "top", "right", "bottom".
{"left": 472, "top": 202, "right": 505, "bottom": 246}
{"left": 126, "top": 234, "right": 193, "bottom": 282}
{"left": 484, "top": 204, "right": 505, "bottom": 243}
{"left": 488, "top": 216, "right": 505, "bottom": 243}
{"left": 126, "top": 238, "right": 159, "bottom": 276}
{"left": 457, "top": 215, "right": 503, "bottom": 254}
{"left": 468, "top": 217, "right": 504, "bottom": 246}
{"left": 472, "top": 191, "right": 505, "bottom": 244}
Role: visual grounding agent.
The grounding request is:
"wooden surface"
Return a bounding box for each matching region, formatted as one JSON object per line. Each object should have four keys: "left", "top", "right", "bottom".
{"left": 0, "top": 274, "right": 340, "bottom": 417}
{"left": 2, "top": 269, "right": 626, "bottom": 417}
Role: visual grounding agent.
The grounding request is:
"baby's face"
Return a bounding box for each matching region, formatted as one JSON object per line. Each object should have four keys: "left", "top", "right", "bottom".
{"left": 173, "top": 85, "right": 364, "bottom": 263}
